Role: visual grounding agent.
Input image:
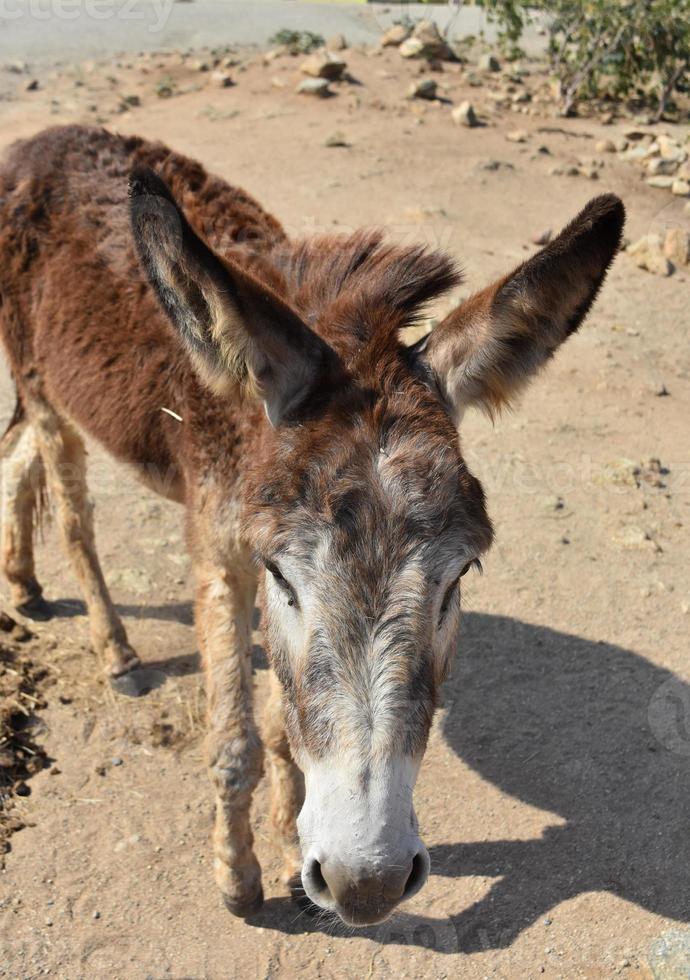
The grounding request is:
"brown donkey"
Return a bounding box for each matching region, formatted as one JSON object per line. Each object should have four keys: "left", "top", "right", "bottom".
{"left": 0, "top": 126, "right": 624, "bottom": 926}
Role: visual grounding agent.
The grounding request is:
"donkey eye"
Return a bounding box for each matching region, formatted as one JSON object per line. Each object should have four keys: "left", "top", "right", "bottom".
{"left": 264, "top": 561, "right": 298, "bottom": 608}
{"left": 439, "top": 575, "right": 461, "bottom": 621}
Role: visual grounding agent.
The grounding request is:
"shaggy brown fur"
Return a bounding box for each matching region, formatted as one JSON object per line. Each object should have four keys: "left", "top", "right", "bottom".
{"left": 0, "top": 125, "right": 624, "bottom": 920}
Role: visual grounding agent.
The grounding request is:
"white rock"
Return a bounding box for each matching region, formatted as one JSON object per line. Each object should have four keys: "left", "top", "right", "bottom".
{"left": 664, "top": 228, "right": 690, "bottom": 266}
{"left": 506, "top": 129, "right": 528, "bottom": 143}
{"left": 672, "top": 179, "right": 690, "bottom": 197}
{"left": 478, "top": 53, "right": 501, "bottom": 72}
{"left": 300, "top": 51, "right": 346, "bottom": 81}
{"left": 380, "top": 24, "right": 411, "bottom": 47}
{"left": 296, "top": 78, "right": 330, "bottom": 97}
{"left": 451, "top": 101, "right": 478, "bottom": 127}
{"left": 399, "top": 37, "right": 425, "bottom": 59}
{"left": 407, "top": 78, "right": 437, "bottom": 101}
{"left": 646, "top": 175, "right": 675, "bottom": 189}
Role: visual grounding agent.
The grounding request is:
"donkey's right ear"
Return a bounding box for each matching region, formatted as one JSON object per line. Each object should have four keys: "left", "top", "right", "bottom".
{"left": 128, "top": 167, "right": 340, "bottom": 426}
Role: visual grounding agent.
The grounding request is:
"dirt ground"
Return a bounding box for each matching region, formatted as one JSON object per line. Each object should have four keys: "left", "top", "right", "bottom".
{"left": 0, "top": 36, "right": 689, "bottom": 980}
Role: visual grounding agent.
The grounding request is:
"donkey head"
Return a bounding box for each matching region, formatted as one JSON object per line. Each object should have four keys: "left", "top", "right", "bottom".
{"left": 130, "top": 171, "right": 624, "bottom": 926}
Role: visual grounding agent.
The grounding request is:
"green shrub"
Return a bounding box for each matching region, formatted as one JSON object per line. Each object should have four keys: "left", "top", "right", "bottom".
{"left": 479, "top": 0, "right": 690, "bottom": 119}
{"left": 268, "top": 30, "right": 325, "bottom": 55}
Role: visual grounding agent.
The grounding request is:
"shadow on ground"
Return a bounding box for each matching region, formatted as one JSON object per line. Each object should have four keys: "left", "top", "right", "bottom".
{"left": 249, "top": 612, "right": 690, "bottom": 954}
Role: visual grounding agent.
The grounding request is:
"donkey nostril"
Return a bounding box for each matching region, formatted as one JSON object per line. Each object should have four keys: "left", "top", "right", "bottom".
{"left": 305, "top": 857, "right": 332, "bottom": 902}
{"left": 403, "top": 850, "right": 429, "bottom": 900}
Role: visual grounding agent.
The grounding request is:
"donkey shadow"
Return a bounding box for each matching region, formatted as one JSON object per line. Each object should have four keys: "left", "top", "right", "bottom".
{"left": 434, "top": 611, "right": 690, "bottom": 952}
{"left": 252, "top": 612, "right": 690, "bottom": 953}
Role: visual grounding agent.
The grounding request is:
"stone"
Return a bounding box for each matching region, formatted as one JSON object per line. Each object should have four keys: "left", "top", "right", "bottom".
{"left": 647, "top": 157, "right": 679, "bottom": 176}
{"left": 478, "top": 53, "right": 501, "bottom": 72}
{"left": 380, "top": 24, "right": 411, "bottom": 48}
{"left": 25, "top": 79, "right": 39, "bottom": 91}
{"left": 621, "top": 145, "right": 649, "bottom": 162}
{"left": 296, "top": 78, "right": 330, "bottom": 98}
{"left": 407, "top": 78, "right": 437, "bottom": 101}
{"left": 324, "top": 131, "right": 349, "bottom": 148}
{"left": 613, "top": 525, "right": 661, "bottom": 552}
{"left": 210, "top": 70, "right": 232, "bottom": 88}
{"left": 190, "top": 59, "right": 209, "bottom": 72}
{"left": 120, "top": 94, "right": 140, "bottom": 107}
{"left": 451, "top": 101, "right": 478, "bottom": 127}
{"left": 410, "top": 20, "right": 452, "bottom": 61}
{"left": 646, "top": 176, "right": 675, "bottom": 189}
{"left": 300, "top": 51, "right": 346, "bottom": 81}
{"left": 672, "top": 179, "right": 690, "bottom": 197}
{"left": 613, "top": 137, "right": 629, "bottom": 152}
{"left": 596, "top": 139, "right": 616, "bottom": 153}
{"left": 664, "top": 228, "right": 690, "bottom": 266}
{"left": 531, "top": 229, "right": 552, "bottom": 245}
{"left": 627, "top": 233, "right": 673, "bottom": 276}
{"left": 327, "top": 33, "right": 347, "bottom": 52}
{"left": 648, "top": 928, "right": 690, "bottom": 979}
{"left": 506, "top": 129, "right": 528, "bottom": 143}
{"left": 399, "top": 37, "right": 425, "bottom": 59}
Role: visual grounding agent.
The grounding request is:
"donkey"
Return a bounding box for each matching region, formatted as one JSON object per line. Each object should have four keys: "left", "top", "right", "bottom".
{"left": 0, "top": 125, "right": 624, "bottom": 926}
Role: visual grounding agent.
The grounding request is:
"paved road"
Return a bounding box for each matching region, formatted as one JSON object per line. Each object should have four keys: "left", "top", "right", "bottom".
{"left": 0, "top": 0, "right": 544, "bottom": 66}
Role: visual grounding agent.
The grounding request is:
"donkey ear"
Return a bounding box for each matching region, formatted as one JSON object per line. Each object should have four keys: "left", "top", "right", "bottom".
{"left": 421, "top": 195, "right": 625, "bottom": 421}
{"left": 129, "top": 167, "right": 340, "bottom": 426}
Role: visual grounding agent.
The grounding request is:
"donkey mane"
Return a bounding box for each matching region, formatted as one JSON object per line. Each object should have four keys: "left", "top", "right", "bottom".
{"left": 241, "top": 232, "right": 463, "bottom": 361}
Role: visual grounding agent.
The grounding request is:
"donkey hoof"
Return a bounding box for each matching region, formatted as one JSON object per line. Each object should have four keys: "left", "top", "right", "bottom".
{"left": 16, "top": 594, "right": 54, "bottom": 622}
{"left": 223, "top": 883, "right": 264, "bottom": 918}
{"left": 110, "top": 666, "right": 165, "bottom": 698}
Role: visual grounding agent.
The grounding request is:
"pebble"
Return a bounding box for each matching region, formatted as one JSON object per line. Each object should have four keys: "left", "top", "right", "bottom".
{"left": 531, "top": 228, "right": 552, "bottom": 245}
{"left": 506, "top": 129, "right": 528, "bottom": 143}
{"left": 300, "top": 52, "right": 346, "bottom": 82}
{"left": 672, "top": 178, "right": 690, "bottom": 197}
{"left": 478, "top": 53, "right": 501, "bottom": 72}
{"left": 596, "top": 139, "right": 616, "bottom": 153}
{"left": 664, "top": 228, "right": 690, "bottom": 267}
{"left": 647, "top": 157, "right": 679, "bottom": 176}
{"left": 380, "top": 24, "right": 411, "bottom": 48}
{"left": 296, "top": 78, "right": 330, "bottom": 98}
{"left": 646, "top": 175, "right": 674, "bottom": 189}
{"left": 409, "top": 20, "right": 453, "bottom": 61}
{"left": 399, "top": 37, "right": 425, "bottom": 60}
{"left": 111, "top": 757, "right": 124, "bottom": 767}
{"left": 323, "top": 131, "right": 349, "bottom": 148}
{"left": 93, "top": 910, "right": 101, "bottom": 919}
{"left": 25, "top": 79, "right": 39, "bottom": 91}
{"left": 451, "top": 101, "right": 478, "bottom": 127}
{"left": 210, "top": 70, "right": 232, "bottom": 88}
{"left": 627, "top": 233, "right": 673, "bottom": 276}
{"left": 407, "top": 78, "right": 437, "bottom": 101}
{"left": 327, "top": 33, "right": 347, "bottom": 52}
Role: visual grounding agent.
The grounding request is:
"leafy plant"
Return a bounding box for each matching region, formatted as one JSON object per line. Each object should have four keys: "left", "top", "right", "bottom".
{"left": 477, "top": 0, "right": 690, "bottom": 119}
{"left": 268, "top": 29, "right": 325, "bottom": 55}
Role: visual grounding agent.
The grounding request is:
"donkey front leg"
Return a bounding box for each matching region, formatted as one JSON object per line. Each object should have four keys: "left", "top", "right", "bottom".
{"left": 195, "top": 561, "right": 264, "bottom": 915}
{"left": 28, "top": 399, "right": 139, "bottom": 677}
{"left": 264, "top": 670, "right": 304, "bottom": 894}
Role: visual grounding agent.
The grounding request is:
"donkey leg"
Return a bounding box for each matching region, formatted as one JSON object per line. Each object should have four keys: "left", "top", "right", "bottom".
{"left": 264, "top": 670, "right": 304, "bottom": 892}
{"left": 29, "top": 401, "right": 139, "bottom": 677}
{"left": 1, "top": 421, "right": 49, "bottom": 618}
{"left": 196, "top": 560, "right": 264, "bottom": 916}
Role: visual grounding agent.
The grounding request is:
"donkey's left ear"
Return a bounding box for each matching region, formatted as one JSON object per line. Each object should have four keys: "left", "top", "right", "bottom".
{"left": 420, "top": 195, "right": 625, "bottom": 421}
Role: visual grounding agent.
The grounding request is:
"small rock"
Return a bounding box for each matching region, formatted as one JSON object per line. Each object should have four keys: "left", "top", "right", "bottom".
{"left": 613, "top": 137, "right": 629, "bottom": 152}
{"left": 647, "top": 157, "right": 679, "bottom": 176}
{"left": 25, "top": 79, "right": 39, "bottom": 91}
{"left": 664, "top": 228, "right": 690, "bottom": 267}
{"left": 451, "top": 101, "right": 478, "bottom": 128}
{"left": 410, "top": 20, "right": 453, "bottom": 61}
{"left": 210, "top": 70, "right": 232, "bottom": 88}
{"left": 93, "top": 910, "right": 101, "bottom": 920}
{"left": 120, "top": 93, "right": 141, "bottom": 107}
{"left": 531, "top": 229, "right": 552, "bottom": 245}
{"left": 577, "top": 164, "right": 600, "bottom": 180}
{"left": 111, "top": 757, "right": 124, "bottom": 767}
{"left": 672, "top": 179, "right": 690, "bottom": 197}
{"left": 324, "top": 131, "right": 348, "bottom": 148}
{"left": 506, "top": 129, "right": 528, "bottom": 143}
{"left": 380, "top": 24, "right": 412, "bottom": 48}
{"left": 613, "top": 525, "right": 661, "bottom": 552}
{"left": 621, "top": 145, "right": 649, "bottom": 162}
{"left": 407, "top": 78, "right": 437, "bottom": 101}
{"left": 399, "top": 37, "right": 425, "bottom": 60}
{"left": 646, "top": 175, "right": 675, "bottom": 189}
{"left": 327, "top": 33, "right": 347, "bottom": 52}
{"left": 596, "top": 139, "right": 616, "bottom": 153}
{"left": 627, "top": 233, "right": 673, "bottom": 276}
{"left": 296, "top": 78, "right": 330, "bottom": 98}
{"left": 478, "top": 53, "right": 501, "bottom": 72}
{"left": 190, "top": 59, "right": 209, "bottom": 72}
{"left": 300, "top": 51, "right": 346, "bottom": 82}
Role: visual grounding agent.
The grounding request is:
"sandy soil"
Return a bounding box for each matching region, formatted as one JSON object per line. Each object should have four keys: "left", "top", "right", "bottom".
{"left": 0, "top": 38, "right": 689, "bottom": 980}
